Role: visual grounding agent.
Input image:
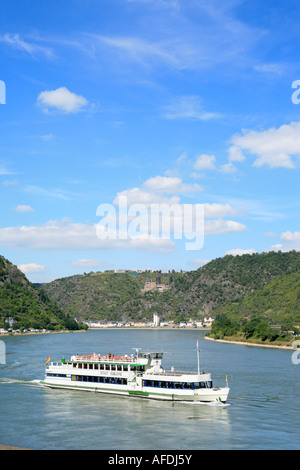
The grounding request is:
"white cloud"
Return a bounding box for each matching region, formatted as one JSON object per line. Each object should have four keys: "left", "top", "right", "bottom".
{"left": 189, "top": 258, "right": 211, "bottom": 267}
{"left": 254, "top": 63, "right": 284, "bottom": 75}
{"left": 15, "top": 205, "right": 34, "bottom": 213}
{"left": 224, "top": 248, "right": 256, "bottom": 256}
{"left": 0, "top": 33, "right": 54, "bottom": 58}
{"left": 72, "top": 259, "right": 114, "bottom": 269}
{"left": 205, "top": 219, "right": 247, "bottom": 235}
{"left": 267, "top": 231, "right": 300, "bottom": 252}
{"left": 0, "top": 218, "right": 175, "bottom": 253}
{"left": 37, "top": 87, "right": 88, "bottom": 114}
{"left": 114, "top": 175, "right": 202, "bottom": 207}
{"left": 193, "top": 154, "right": 216, "bottom": 171}
{"left": 18, "top": 263, "right": 45, "bottom": 273}
{"left": 162, "top": 96, "right": 220, "bottom": 121}
{"left": 219, "top": 162, "right": 237, "bottom": 174}
{"left": 143, "top": 175, "right": 203, "bottom": 194}
{"left": 228, "top": 121, "right": 300, "bottom": 169}
{"left": 0, "top": 166, "right": 15, "bottom": 176}
{"left": 279, "top": 231, "right": 300, "bottom": 251}
{"left": 41, "top": 133, "right": 54, "bottom": 141}
{"left": 204, "top": 203, "right": 245, "bottom": 218}
{"left": 280, "top": 231, "right": 300, "bottom": 242}
{"left": 114, "top": 187, "right": 179, "bottom": 206}
{"left": 93, "top": 35, "right": 181, "bottom": 69}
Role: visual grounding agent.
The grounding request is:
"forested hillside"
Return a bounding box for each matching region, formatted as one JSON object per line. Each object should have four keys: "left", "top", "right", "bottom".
{"left": 1, "top": 251, "right": 299, "bottom": 333}
{"left": 40, "top": 250, "right": 300, "bottom": 325}
{"left": 0, "top": 256, "right": 86, "bottom": 331}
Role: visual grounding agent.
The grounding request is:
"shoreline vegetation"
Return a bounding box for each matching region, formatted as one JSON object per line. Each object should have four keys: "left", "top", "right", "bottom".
{"left": 0, "top": 325, "right": 210, "bottom": 337}
{"left": 1, "top": 251, "right": 299, "bottom": 352}
{"left": 1, "top": 326, "right": 299, "bottom": 351}
{"left": 205, "top": 335, "right": 298, "bottom": 350}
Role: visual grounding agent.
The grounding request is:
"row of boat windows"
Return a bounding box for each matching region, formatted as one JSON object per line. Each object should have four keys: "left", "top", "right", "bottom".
{"left": 71, "top": 363, "right": 145, "bottom": 372}
{"left": 143, "top": 380, "right": 213, "bottom": 389}
{"left": 46, "top": 373, "right": 128, "bottom": 385}
{"left": 46, "top": 373, "right": 213, "bottom": 389}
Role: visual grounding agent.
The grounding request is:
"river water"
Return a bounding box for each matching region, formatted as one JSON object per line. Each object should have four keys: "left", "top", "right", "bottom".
{"left": 0, "top": 329, "right": 299, "bottom": 450}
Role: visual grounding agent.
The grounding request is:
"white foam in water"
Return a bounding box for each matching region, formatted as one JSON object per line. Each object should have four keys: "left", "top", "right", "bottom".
{"left": 0, "top": 377, "right": 42, "bottom": 386}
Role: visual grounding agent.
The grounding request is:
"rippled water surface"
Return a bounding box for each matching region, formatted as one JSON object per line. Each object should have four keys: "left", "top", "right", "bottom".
{"left": 0, "top": 329, "right": 299, "bottom": 450}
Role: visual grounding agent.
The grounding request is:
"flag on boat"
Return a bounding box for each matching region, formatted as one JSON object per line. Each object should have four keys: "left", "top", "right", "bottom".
{"left": 46, "top": 356, "right": 50, "bottom": 365}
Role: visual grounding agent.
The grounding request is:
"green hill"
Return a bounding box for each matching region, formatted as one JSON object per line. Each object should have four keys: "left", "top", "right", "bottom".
{"left": 1, "top": 251, "right": 299, "bottom": 332}
{"left": 40, "top": 250, "right": 300, "bottom": 326}
{"left": 213, "top": 271, "right": 300, "bottom": 324}
{"left": 0, "top": 256, "right": 86, "bottom": 331}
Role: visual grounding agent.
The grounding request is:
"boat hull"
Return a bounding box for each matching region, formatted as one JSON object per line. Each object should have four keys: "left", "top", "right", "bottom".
{"left": 41, "top": 380, "right": 229, "bottom": 403}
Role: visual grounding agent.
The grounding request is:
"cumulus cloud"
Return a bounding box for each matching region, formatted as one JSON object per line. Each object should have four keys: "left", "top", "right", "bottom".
{"left": 114, "top": 175, "right": 202, "bottom": 207}
{"left": 279, "top": 231, "right": 300, "bottom": 251}
{"left": 143, "top": 175, "right": 203, "bottom": 194}
{"left": 0, "top": 218, "right": 176, "bottom": 253}
{"left": 193, "top": 154, "right": 216, "bottom": 171}
{"left": 228, "top": 121, "right": 300, "bottom": 169}
{"left": 224, "top": 248, "right": 256, "bottom": 256}
{"left": 37, "top": 87, "right": 88, "bottom": 114}
{"left": 15, "top": 205, "right": 34, "bottom": 213}
{"left": 205, "top": 220, "right": 247, "bottom": 235}
{"left": 204, "top": 203, "right": 245, "bottom": 218}
{"left": 18, "top": 263, "right": 45, "bottom": 273}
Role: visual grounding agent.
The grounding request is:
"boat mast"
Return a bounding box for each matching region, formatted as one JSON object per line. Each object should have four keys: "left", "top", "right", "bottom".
{"left": 196, "top": 339, "right": 200, "bottom": 375}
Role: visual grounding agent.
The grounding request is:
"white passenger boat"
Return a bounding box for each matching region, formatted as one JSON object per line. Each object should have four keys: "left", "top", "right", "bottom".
{"left": 42, "top": 347, "right": 229, "bottom": 403}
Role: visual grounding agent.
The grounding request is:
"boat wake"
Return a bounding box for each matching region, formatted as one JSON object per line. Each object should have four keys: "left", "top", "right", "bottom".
{"left": 181, "top": 400, "right": 230, "bottom": 407}
{"left": 0, "top": 377, "right": 42, "bottom": 387}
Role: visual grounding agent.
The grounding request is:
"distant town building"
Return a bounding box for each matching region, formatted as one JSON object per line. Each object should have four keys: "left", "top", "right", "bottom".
{"left": 142, "top": 278, "right": 169, "bottom": 293}
{"left": 153, "top": 313, "right": 160, "bottom": 327}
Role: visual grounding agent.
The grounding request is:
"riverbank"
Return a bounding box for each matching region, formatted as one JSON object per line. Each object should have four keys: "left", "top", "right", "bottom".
{"left": 205, "top": 335, "right": 298, "bottom": 350}
{"left": 0, "top": 444, "right": 29, "bottom": 450}
{"left": 0, "top": 326, "right": 211, "bottom": 338}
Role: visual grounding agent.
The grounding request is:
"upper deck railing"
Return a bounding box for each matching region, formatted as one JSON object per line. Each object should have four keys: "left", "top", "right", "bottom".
{"left": 73, "top": 354, "right": 138, "bottom": 363}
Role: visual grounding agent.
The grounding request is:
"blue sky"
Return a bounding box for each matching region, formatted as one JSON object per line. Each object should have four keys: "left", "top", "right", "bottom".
{"left": 0, "top": 0, "right": 299, "bottom": 282}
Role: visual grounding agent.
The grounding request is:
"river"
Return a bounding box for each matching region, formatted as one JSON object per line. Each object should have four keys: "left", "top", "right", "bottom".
{"left": 0, "top": 329, "right": 299, "bottom": 450}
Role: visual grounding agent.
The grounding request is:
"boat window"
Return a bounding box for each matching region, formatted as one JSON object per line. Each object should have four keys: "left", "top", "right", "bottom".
{"left": 123, "top": 365, "right": 128, "bottom": 371}
{"left": 206, "top": 381, "right": 213, "bottom": 388}
{"left": 89, "top": 364, "right": 93, "bottom": 369}
{"left": 100, "top": 364, "right": 104, "bottom": 370}
{"left": 94, "top": 364, "right": 98, "bottom": 369}
{"left": 111, "top": 365, "right": 116, "bottom": 371}
{"left": 183, "top": 382, "right": 192, "bottom": 389}
{"left": 105, "top": 364, "right": 110, "bottom": 371}
{"left": 117, "top": 365, "right": 122, "bottom": 371}
{"left": 83, "top": 363, "right": 87, "bottom": 369}
{"left": 78, "top": 363, "right": 82, "bottom": 369}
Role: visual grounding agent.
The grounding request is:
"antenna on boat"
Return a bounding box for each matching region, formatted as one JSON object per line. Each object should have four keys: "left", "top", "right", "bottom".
{"left": 196, "top": 339, "right": 201, "bottom": 375}
{"left": 133, "top": 348, "right": 141, "bottom": 355}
